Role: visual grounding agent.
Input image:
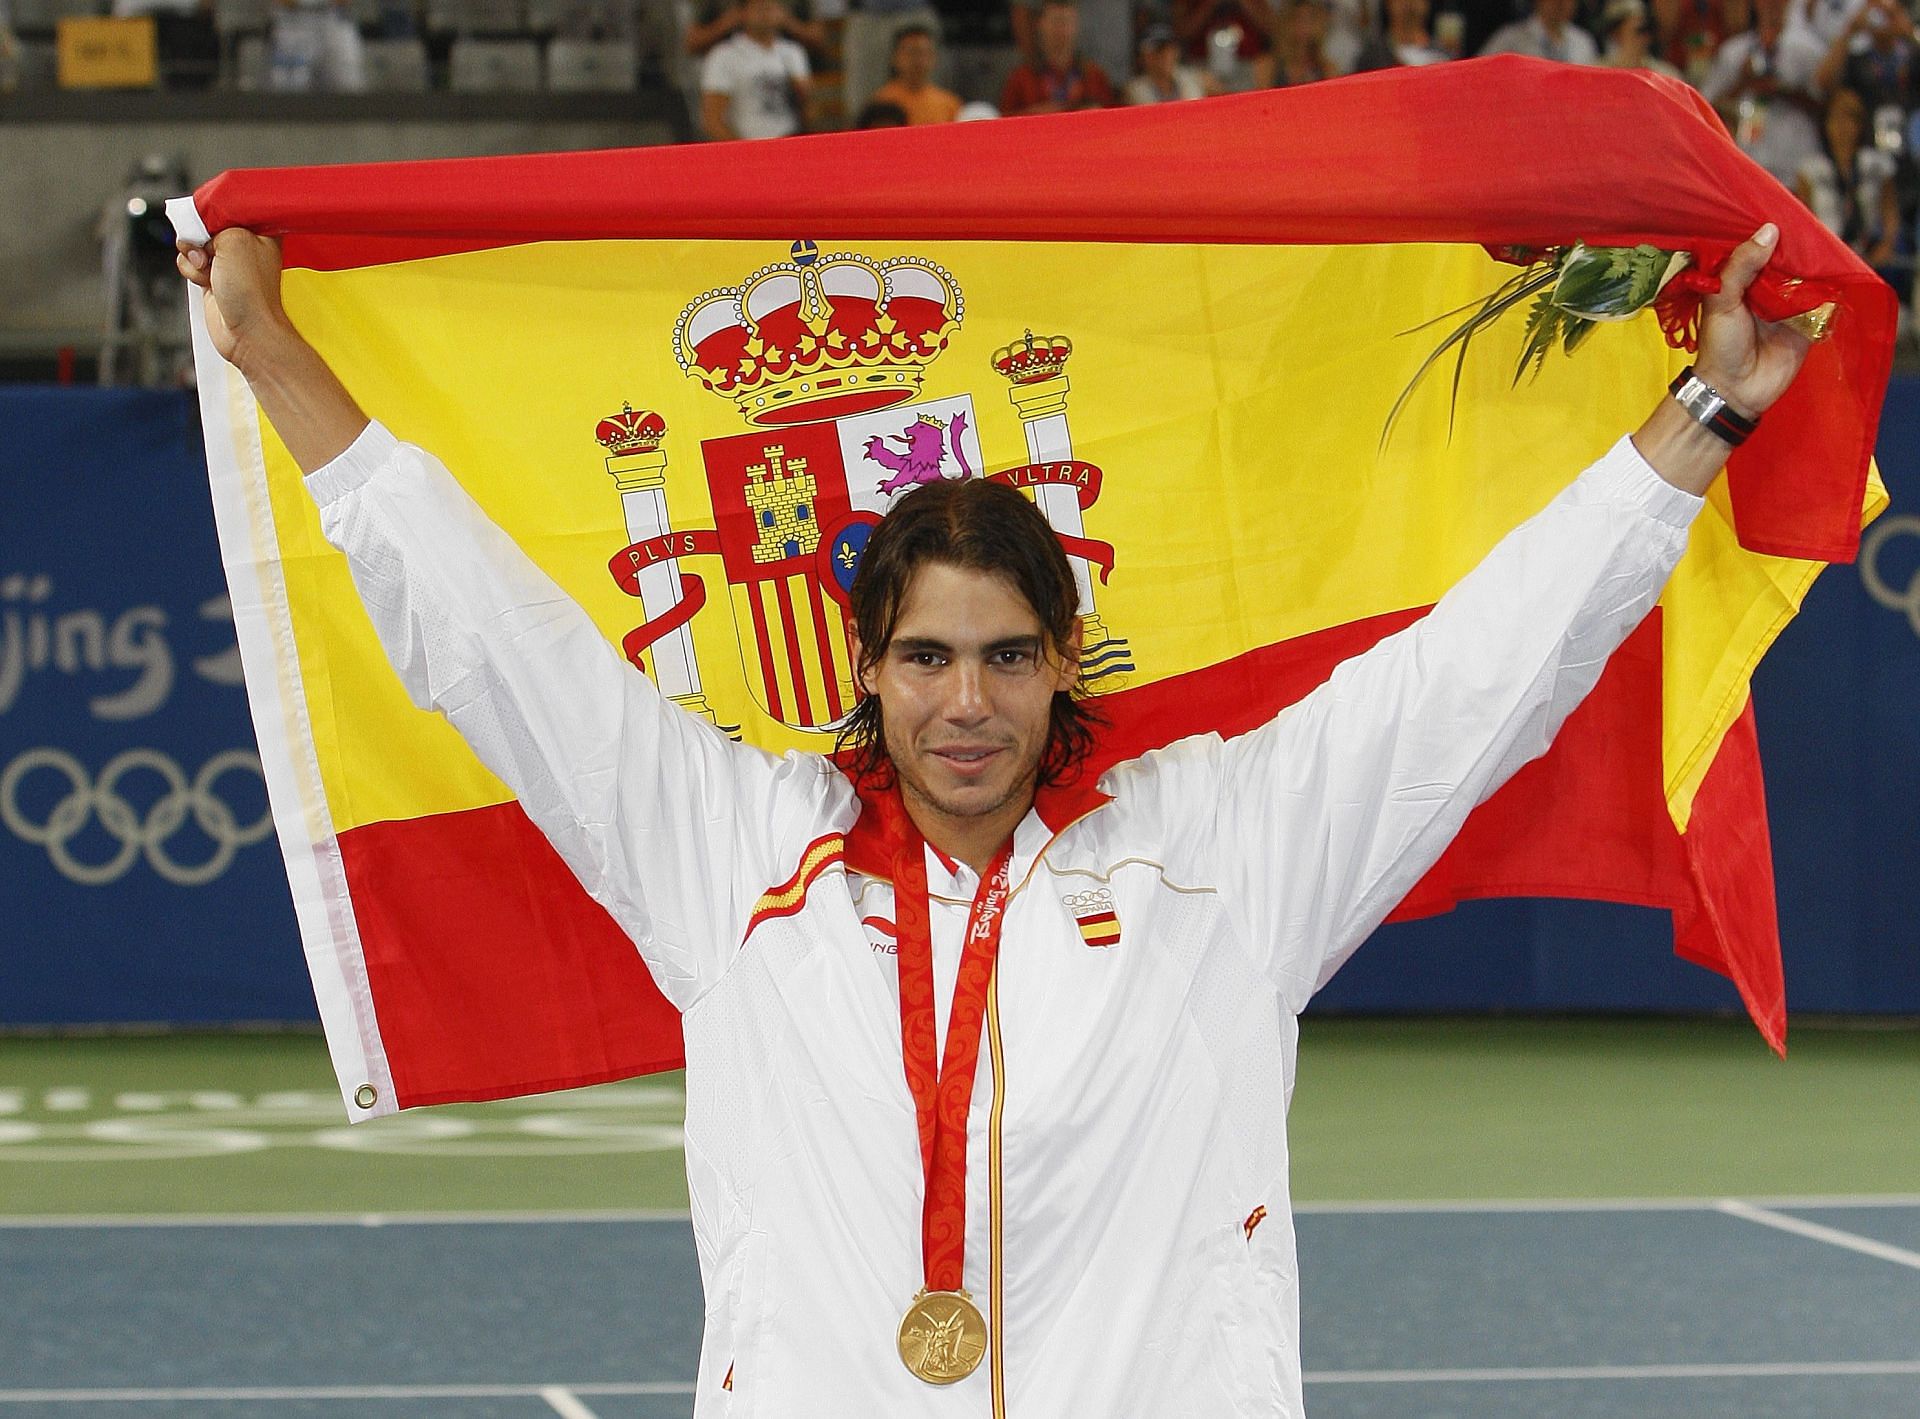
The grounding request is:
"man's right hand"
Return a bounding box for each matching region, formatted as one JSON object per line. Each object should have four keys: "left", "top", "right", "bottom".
{"left": 176, "top": 229, "right": 294, "bottom": 374}
{"left": 175, "top": 226, "right": 370, "bottom": 473}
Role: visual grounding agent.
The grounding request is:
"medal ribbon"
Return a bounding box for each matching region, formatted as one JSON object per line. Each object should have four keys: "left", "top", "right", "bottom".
{"left": 893, "top": 832, "right": 1015, "bottom": 1293}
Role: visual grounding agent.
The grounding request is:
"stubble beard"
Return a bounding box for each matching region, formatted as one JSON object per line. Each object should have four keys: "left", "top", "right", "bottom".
{"left": 887, "top": 730, "right": 1046, "bottom": 832}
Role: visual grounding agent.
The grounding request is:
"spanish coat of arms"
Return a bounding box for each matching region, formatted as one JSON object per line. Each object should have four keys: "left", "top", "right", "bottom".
{"left": 592, "top": 240, "right": 1133, "bottom": 734}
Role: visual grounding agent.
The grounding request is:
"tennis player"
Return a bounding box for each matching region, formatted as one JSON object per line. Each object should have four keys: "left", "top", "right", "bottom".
{"left": 180, "top": 224, "right": 1809, "bottom": 1416}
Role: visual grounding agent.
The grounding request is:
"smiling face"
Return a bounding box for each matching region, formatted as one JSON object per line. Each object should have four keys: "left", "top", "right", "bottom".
{"left": 855, "top": 562, "right": 1080, "bottom": 865}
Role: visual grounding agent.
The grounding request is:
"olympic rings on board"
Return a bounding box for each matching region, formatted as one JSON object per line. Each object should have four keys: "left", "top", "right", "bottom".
{"left": 0, "top": 747, "right": 272, "bottom": 887}
{"left": 1861, "top": 514, "right": 1920, "bottom": 639}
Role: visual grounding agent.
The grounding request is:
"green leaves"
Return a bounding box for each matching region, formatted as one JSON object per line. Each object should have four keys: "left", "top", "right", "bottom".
{"left": 1383, "top": 243, "right": 1691, "bottom": 452}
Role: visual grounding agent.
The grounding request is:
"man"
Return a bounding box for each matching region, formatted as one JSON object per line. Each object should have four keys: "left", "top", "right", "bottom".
{"left": 1171, "top": 0, "right": 1280, "bottom": 89}
{"left": 1703, "top": 0, "right": 1826, "bottom": 185}
{"left": 1125, "top": 21, "right": 1218, "bottom": 100}
{"left": 866, "top": 24, "right": 962, "bottom": 123}
{"left": 1000, "top": 0, "right": 1116, "bottom": 115}
{"left": 1353, "top": 0, "right": 1452, "bottom": 69}
{"left": 1012, "top": 0, "right": 1134, "bottom": 94}
{"left": 1599, "top": 0, "right": 1686, "bottom": 72}
{"left": 1272, "top": 0, "right": 1342, "bottom": 82}
{"left": 178, "top": 222, "right": 1806, "bottom": 1414}
{"left": 841, "top": 0, "right": 944, "bottom": 118}
{"left": 1813, "top": 0, "right": 1920, "bottom": 115}
{"left": 1480, "top": 0, "right": 1603, "bottom": 62}
{"left": 267, "top": 0, "right": 367, "bottom": 91}
{"left": 699, "top": 0, "right": 810, "bottom": 141}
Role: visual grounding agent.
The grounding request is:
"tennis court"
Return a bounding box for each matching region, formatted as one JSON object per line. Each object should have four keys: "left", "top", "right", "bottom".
{"left": 5, "top": 1019, "right": 1915, "bottom": 1418}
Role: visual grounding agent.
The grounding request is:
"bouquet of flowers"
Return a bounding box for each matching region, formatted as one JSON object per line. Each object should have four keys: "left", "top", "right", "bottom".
{"left": 1383, "top": 242, "right": 1694, "bottom": 448}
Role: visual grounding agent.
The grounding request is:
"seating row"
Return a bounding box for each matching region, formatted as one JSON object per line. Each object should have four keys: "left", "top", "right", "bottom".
{"left": 237, "top": 33, "right": 642, "bottom": 90}
{"left": 4, "top": 0, "right": 637, "bottom": 40}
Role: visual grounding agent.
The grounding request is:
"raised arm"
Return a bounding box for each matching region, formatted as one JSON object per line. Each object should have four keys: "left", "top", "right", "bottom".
{"left": 179, "top": 232, "right": 368, "bottom": 471}
{"left": 179, "top": 232, "right": 852, "bottom": 1007}
{"left": 1112, "top": 226, "right": 1811, "bottom": 1010}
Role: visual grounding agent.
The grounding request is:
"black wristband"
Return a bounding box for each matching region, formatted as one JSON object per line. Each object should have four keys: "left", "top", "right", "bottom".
{"left": 1668, "top": 365, "right": 1760, "bottom": 447}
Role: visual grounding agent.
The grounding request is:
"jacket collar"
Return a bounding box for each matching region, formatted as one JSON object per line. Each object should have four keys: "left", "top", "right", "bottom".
{"left": 840, "top": 760, "right": 1111, "bottom": 883}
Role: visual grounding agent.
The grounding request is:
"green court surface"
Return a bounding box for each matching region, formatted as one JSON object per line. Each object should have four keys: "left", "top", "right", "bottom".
{"left": 2, "top": 1016, "right": 1915, "bottom": 1215}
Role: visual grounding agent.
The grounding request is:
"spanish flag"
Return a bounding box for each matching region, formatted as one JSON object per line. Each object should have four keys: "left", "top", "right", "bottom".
{"left": 178, "top": 59, "right": 1891, "bottom": 1119}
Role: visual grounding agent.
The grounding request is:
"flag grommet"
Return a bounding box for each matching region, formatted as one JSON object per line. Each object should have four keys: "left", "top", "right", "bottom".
{"left": 354, "top": 1083, "right": 378, "bottom": 1110}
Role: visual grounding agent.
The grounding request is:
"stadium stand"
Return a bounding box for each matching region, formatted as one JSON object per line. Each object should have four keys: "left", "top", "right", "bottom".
{"left": 545, "top": 33, "right": 637, "bottom": 87}
{"left": 362, "top": 31, "right": 431, "bottom": 87}
{"left": 449, "top": 31, "right": 541, "bottom": 86}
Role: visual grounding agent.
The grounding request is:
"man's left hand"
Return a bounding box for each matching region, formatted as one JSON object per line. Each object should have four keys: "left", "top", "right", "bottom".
{"left": 1692, "top": 222, "right": 1815, "bottom": 420}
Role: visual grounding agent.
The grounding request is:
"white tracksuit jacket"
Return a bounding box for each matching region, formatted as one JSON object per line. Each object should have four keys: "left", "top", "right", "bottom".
{"left": 309, "top": 422, "right": 1702, "bottom": 1417}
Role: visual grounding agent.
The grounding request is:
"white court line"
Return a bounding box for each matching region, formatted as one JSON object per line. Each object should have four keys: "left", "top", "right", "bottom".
{"left": 1717, "top": 1199, "right": 1920, "bottom": 1272}
{"left": 11, "top": 1190, "right": 1920, "bottom": 1228}
{"left": 539, "top": 1387, "right": 603, "bottom": 1419}
{"left": 1304, "top": 1361, "right": 1920, "bottom": 1385}
{"left": 2, "top": 1194, "right": 1918, "bottom": 1229}
{"left": 0, "top": 1384, "right": 693, "bottom": 1404}
{"left": 1293, "top": 1193, "right": 1920, "bottom": 1215}
{"left": 0, "top": 1209, "right": 693, "bottom": 1229}
{"left": 5, "top": 1367, "right": 1918, "bottom": 1403}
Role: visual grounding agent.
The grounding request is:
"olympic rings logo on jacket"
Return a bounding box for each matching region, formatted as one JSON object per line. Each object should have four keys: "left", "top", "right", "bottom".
{"left": 0, "top": 747, "right": 272, "bottom": 887}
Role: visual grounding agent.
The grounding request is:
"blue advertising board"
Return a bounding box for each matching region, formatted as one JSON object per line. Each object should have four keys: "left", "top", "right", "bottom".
{"left": 1, "top": 384, "right": 1914, "bottom": 1025}
{"left": 0, "top": 389, "right": 308, "bottom": 1023}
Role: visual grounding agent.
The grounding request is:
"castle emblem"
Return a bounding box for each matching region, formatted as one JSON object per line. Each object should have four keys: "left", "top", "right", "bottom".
{"left": 596, "top": 241, "right": 1134, "bottom": 736}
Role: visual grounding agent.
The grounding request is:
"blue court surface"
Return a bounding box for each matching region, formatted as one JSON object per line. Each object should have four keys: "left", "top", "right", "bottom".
{"left": 5, "top": 1198, "right": 1917, "bottom": 1417}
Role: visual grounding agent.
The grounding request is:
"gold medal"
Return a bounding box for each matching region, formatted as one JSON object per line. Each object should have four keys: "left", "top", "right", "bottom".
{"left": 897, "top": 1288, "right": 988, "bottom": 1384}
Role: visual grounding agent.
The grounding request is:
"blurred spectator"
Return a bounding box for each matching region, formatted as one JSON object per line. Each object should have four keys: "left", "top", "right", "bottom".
{"left": 375, "top": 0, "right": 417, "bottom": 37}
{"left": 115, "top": 0, "right": 220, "bottom": 89}
{"left": 1013, "top": 0, "right": 1134, "bottom": 92}
{"left": 1797, "top": 86, "right": 1906, "bottom": 279}
{"left": 843, "top": 0, "right": 941, "bottom": 117}
{"left": 1126, "top": 20, "right": 1218, "bottom": 97}
{"left": 269, "top": 0, "right": 367, "bottom": 91}
{"left": 1601, "top": 0, "right": 1685, "bottom": 71}
{"left": 867, "top": 23, "right": 961, "bottom": 121}
{"left": 1272, "top": 0, "right": 1342, "bottom": 80}
{"left": 1814, "top": 0, "right": 1920, "bottom": 114}
{"left": 1703, "top": 0, "right": 1824, "bottom": 183}
{"left": 685, "top": 0, "right": 825, "bottom": 59}
{"left": 1324, "top": 0, "right": 1371, "bottom": 72}
{"left": 1481, "top": 0, "right": 1602, "bottom": 61}
{"left": 1354, "top": 0, "right": 1452, "bottom": 67}
{"left": 700, "top": 0, "right": 811, "bottom": 138}
{"left": 855, "top": 96, "right": 910, "bottom": 123}
{"left": 1650, "top": 0, "right": 1726, "bottom": 82}
{"left": 1173, "top": 0, "right": 1278, "bottom": 88}
{"left": 0, "top": 0, "right": 18, "bottom": 96}
{"left": 1000, "top": 0, "right": 1117, "bottom": 113}
{"left": 1798, "top": 0, "right": 1866, "bottom": 47}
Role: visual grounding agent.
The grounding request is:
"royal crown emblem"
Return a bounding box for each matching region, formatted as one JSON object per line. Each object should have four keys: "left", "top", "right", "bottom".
{"left": 593, "top": 241, "right": 1134, "bottom": 737}
{"left": 595, "top": 403, "right": 666, "bottom": 456}
{"left": 992, "top": 331, "right": 1073, "bottom": 385}
{"left": 674, "top": 247, "right": 965, "bottom": 428}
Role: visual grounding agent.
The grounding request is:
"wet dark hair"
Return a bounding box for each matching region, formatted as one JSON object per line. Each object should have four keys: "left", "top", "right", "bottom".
{"left": 836, "top": 477, "right": 1102, "bottom": 787}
